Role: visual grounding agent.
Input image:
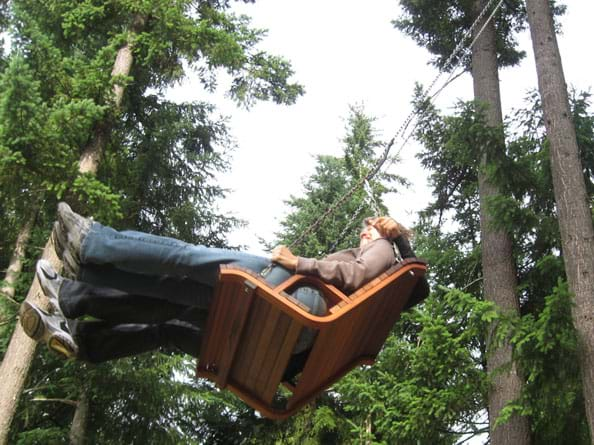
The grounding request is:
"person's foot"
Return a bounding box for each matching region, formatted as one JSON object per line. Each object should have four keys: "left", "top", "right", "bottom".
{"left": 56, "top": 202, "right": 91, "bottom": 263}
{"left": 19, "top": 301, "right": 78, "bottom": 359}
{"left": 36, "top": 260, "right": 65, "bottom": 317}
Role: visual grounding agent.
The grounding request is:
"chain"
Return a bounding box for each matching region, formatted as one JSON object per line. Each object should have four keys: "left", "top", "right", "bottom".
{"left": 286, "top": 0, "right": 505, "bottom": 255}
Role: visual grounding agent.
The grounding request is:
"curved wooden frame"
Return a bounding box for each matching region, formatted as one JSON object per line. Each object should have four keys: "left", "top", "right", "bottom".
{"left": 196, "top": 258, "right": 427, "bottom": 419}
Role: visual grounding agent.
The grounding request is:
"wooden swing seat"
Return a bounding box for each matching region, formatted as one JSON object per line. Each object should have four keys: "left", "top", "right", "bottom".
{"left": 196, "top": 258, "right": 427, "bottom": 420}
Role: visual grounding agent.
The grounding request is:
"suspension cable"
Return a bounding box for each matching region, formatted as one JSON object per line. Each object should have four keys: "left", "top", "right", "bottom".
{"left": 288, "top": 0, "right": 506, "bottom": 253}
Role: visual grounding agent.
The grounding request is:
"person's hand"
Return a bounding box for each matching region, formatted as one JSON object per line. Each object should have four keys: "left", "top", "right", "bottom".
{"left": 271, "top": 245, "right": 299, "bottom": 270}
{"left": 369, "top": 216, "right": 402, "bottom": 239}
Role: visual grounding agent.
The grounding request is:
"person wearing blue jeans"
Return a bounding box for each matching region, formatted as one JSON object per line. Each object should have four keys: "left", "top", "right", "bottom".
{"left": 21, "top": 203, "right": 413, "bottom": 372}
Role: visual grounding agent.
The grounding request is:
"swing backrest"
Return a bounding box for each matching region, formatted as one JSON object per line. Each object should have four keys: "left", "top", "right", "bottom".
{"left": 196, "top": 258, "right": 427, "bottom": 419}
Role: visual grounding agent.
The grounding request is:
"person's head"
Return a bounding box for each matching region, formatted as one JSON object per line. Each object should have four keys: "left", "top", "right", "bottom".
{"left": 359, "top": 218, "right": 383, "bottom": 248}
{"left": 359, "top": 216, "right": 413, "bottom": 248}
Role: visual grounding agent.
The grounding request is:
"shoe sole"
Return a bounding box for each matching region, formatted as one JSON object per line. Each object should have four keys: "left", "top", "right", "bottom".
{"left": 20, "top": 302, "right": 77, "bottom": 359}
{"left": 48, "top": 335, "right": 77, "bottom": 359}
{"left": 20, "top": 302, "right": 45, "bottom": 341}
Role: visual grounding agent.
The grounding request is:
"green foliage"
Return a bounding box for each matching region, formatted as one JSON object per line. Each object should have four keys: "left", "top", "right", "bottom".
{"left": 395, "top": 0, "right": 564, "bottom": 72}
{"left": 16, "top": 427, "right": 67, "bottom": 444}
{"left": 103, "top": 96, "right": 242, "bottom": 243}
{"left": 1, "top": 0, "right": 305, "bottom": 443}
{"left": 410, "top": 84, "right": 594, "bottom": 443}
{"left": 332, "top": 286, "right": 492, "bottom": 445}
{"left": 274, "top": 105, "right": 406, "bottom": 256}
{"left": 508, "top": 280, "right": 589, "bottom": 444}
{"left": 395, "top": 0, "right": 525, "bottom": 70}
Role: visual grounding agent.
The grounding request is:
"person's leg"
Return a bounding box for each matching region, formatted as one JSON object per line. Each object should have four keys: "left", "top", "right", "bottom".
{"left": 71, "top": 319, "right": 203, "bottom": 364}
{"left": 59, "top": 279, "right": 209, "bottom": 325}
{"left": 80, "top": 222, "right": 272, "bottom": 287}
{"left": 77, "top": 263, "right": 214, "bottom": 308}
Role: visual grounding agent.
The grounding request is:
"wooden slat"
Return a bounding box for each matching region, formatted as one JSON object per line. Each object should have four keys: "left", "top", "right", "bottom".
{"left": 262, "top": 317, "right": 303, "bottom": 403}
{"left": 231, "top": 298, "right": 271, "bottom": 388}
{"left": 286, "top": 319, "right": 346, "bottom": 406}
{"left": 213, "top": 280, "right": 257, "bottom": 387}
{"left": 352, "top": 286, "right": 393, "bottom": 358}
{"left": 315, "top": 310, "right": 364, "bottom": 384}
{"left": 198, "top": 279, "right": 237, "bottom": 378}
{"left": 364, "top": 272, "right": 418, "bottom": 354}
{"left": 245, "top": 305, "right": 282, "bottom": 392}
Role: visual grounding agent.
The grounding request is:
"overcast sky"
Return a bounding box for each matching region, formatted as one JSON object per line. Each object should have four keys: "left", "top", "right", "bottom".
{"left": 169, "top": 0, "right": 594, "bottom": 255}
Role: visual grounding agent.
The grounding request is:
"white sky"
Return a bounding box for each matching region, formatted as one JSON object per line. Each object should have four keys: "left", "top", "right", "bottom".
{"left": 168, "top": 0, "right": 594, "bottom": 255}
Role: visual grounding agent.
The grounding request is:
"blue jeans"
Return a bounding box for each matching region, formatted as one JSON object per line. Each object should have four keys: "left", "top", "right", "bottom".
{"left": 77, "top": 222, "right": 293, "bottom": 307}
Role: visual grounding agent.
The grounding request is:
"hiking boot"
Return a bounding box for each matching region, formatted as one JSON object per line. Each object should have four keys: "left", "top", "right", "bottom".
{"left": 56, "top": 202, "right": 91, "bottom": 263}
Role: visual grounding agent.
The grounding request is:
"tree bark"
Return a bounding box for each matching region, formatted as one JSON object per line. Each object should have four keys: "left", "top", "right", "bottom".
{"left": 69, "top": 390, "right": 89, "bottom": 445}
{"left": 0, "top": 20, "right": 141, "bottom": 443}
{"left": 78, "top": 35, "right": 135, "bottom": 174}
{"left": 526, "top": 0, "right": 594, "bottom": 436}
{"left": 471, "top": 1, "right": 531, "bottom": 443}
{"left": 0, "top": 205, "right": 38, "bottom": 305}
{"left": 0, "top": 238, "right": 60, "bottom": 445}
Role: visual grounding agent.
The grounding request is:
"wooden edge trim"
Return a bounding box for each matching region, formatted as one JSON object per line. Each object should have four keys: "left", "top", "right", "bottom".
{"left": 273, "top": 275, "right": 351, "bottom": 304}
{"left": 198, "top": 356, "right": 373, "bottom": 421}
{"left": 219, "top": 262, "right": 427, "bottom": 328}
{"left": 284, "top": 355, "right": 376, "bottom": 415}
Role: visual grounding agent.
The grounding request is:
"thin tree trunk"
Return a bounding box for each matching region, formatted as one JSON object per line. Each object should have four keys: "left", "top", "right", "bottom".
{"left": 0, "top": 238, "right": 60, "bottom": 445}
{"left": 0, "top": 205, "right": 38, "bottom": 304}
{"left": 526, "top": 0, "right": 594, "bottom": 436}
{"left": 69, "top": 390, "right": 89, "bottom": 445}
{"left": 471, "top": 1, "right": 531, "bottom": 443}
{"left": 0, "top": 18, "right": 142, "bottom": 443}
{"left": 78, "top": 35, "right": 135, "bottom": 174}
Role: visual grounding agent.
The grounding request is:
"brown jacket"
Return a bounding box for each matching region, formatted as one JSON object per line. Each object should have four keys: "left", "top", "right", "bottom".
{"left": 296, "top": 238, "right": 396, "bottom": 293}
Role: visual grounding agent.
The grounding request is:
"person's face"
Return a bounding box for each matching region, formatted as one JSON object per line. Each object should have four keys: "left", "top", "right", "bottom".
{"left": 359, "top": 220, "right": 382, "bottom": 248}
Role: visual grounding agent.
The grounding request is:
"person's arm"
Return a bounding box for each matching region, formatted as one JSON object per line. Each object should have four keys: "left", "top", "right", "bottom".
{"left": 294, "top": 240, "right": 395, "bottom": 292}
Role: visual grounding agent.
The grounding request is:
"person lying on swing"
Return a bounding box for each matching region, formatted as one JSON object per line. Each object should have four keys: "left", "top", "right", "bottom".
{"left": 20, "top": 203, "right": 427, "bottom": 367}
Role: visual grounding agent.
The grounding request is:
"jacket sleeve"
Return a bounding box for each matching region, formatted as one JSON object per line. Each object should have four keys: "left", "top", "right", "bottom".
{"left": 295, "top": 240, "right": 395, "bottom": 293}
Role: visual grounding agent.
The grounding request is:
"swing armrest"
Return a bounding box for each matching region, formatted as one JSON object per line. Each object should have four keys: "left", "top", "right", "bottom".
{"left": 272, "top": 274, "right": 351, "bottom": 306}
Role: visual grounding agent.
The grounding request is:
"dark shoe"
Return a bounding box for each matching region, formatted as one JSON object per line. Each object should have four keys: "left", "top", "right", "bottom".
{"left": 36, "top": 260, "right": 65, "bottom": 317}
{"left": 56, "top": 202, "right": 91, "bottom": 263}
{"left": 19, "top": 301, "right": 78, "bottom": 359}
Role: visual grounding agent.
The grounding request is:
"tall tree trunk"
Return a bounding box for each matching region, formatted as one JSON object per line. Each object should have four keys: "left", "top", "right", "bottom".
{"left": 526, "top": 0, "right": 594, "bottom": 437}
{"left": 69, "top": 390, "right": 89, "bottom": 445}
{"left": 471, "top": 1, "right": 531, "bottom": 443}
{"left": 0, "top": 18, "right": 142, "bottom": 443}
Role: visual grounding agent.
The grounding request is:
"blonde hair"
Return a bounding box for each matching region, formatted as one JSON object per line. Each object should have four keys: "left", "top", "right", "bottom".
{"left": 363, "top": 216, "right": 414, "bottom": 240}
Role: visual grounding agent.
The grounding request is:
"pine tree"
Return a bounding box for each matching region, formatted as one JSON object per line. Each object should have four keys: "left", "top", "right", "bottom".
{"left": 525, "top": 0, "right": 594, "bottom": 438}
{"left": 394, "top": 1, "right": 555, "bottom": 440}
{"left": 0, "top": 1, "right": 304, "bottom": 442}
{"left": 410, "top": 84, "right": 593, "bottom": 444}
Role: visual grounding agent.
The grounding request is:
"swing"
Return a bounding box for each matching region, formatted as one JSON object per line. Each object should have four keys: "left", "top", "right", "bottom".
{"left": 194, "top": 0, "right": 511, "bottom": 417}
{"left": 197, "top": 257, "right": 427, "bottom": 419}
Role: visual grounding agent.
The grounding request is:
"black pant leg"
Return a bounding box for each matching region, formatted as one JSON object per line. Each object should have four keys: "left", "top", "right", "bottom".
{"left": 60, "top": 280, "right": 209, "bottom": 325}
{"left": 78, "top": 263, "right": 214, "bottom": 308}
{"left": 71, "top": 319, "right": 203, "bottom": 363}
